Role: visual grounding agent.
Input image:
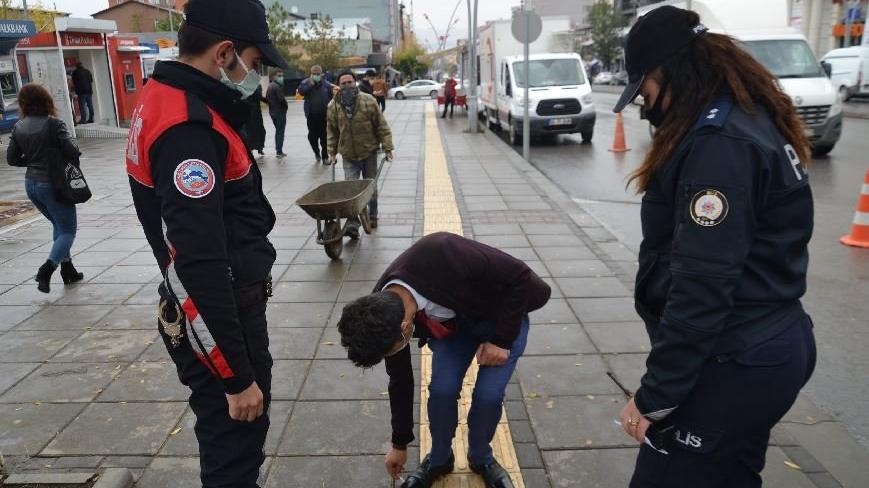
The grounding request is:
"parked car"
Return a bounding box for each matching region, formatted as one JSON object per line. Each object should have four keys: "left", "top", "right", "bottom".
{"left": 388, "top": 80, "right": 442, "bottom": 100}
{"left": 821, "top": 46, "right": 869, "bottom": 101}
{"left": 611, "top": 71, "right": 628, "bottom": 86}
{"left": 593, "top": 71, "right": 614, "bottom": 85}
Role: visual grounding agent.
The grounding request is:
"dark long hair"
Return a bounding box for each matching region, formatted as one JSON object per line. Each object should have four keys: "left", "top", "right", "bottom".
{"left": 629, "top": 13, "right": 810, "bottom": 192}
{"left": 18, "top": 83, "right": 57, "bottom": 118}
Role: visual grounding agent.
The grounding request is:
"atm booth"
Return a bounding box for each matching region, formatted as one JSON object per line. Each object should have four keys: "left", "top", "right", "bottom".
{"left": 15, "top": 18, "right": 119, "bottom": 136}
{"left": 107, "top": 36, "right": 147, "bottom": 126}
{"left": 0, "top": 20, "right": 37, "bottom": 133}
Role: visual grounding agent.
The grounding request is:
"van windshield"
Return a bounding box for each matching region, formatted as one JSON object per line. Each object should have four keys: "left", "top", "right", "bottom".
{"left": 512, "top": 58, "right": 585, "bottom": 88}
{"left": 742, "top": 39, "right": 824, "bottom": 78}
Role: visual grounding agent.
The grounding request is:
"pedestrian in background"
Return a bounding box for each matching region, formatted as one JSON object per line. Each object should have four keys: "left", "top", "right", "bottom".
{"left": 243, "top": 83, "right": 266, "bottom": 157}
{"left": 611, "top": 7, "right": 816, "bottom": 487}
{"left": 441, "top": 73, "right": 457, "bottom": 119}
{"left": 71, "top": 62, "right": 94, "bottom": 124}
{"left": 372, "top": 71, "right": 388, "bottom": 112}
{"left": 327, "top": 71, "right": 393, "bottom": 236}
{"left": 124, "top": 0, "right": 289, "bottom": 485}
{"left": 6, "top": 83, "right": 84, "bottom": 293}
{"left": 265, "top": 70, "right": 288, "bottom": 157}
{"left": 359, "top": 69, "right": 375, "bottom": 95}
{"left": 297, "top": 64, "right": 333, "bottom": 163}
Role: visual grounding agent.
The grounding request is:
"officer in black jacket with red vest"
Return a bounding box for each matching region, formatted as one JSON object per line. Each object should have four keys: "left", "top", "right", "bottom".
{"left": 337, "top": 233, "right": 551, "bottom": 488}
{"left": 124, "top": 1, "right": 288, "bottom": 486}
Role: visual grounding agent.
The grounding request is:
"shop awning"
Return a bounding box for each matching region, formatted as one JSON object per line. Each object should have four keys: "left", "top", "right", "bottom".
{"left": 0, "top": 20, "right": 37, "bottom": 54}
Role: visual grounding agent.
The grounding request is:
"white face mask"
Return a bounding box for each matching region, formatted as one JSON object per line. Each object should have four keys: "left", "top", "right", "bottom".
{"left": 219, "top": 51, "right": 261, "bottom": 99}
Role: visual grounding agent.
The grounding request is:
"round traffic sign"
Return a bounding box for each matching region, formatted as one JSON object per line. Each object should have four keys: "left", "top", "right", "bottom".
{"left": 511, "top": 10, "right": 542, "bottom": 44}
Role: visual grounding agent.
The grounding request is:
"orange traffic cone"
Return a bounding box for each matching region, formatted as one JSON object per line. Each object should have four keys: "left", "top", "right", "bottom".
{"left": 841, "top": 168, "right": 869, "bottom": 248}
{"left": 609, "top": 112, "right": 630, "bottom": 153}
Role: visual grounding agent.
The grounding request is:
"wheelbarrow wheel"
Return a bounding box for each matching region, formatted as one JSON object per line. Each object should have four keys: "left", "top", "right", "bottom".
{"left": 323, "top": 220, "right": 344, "bottom": 260}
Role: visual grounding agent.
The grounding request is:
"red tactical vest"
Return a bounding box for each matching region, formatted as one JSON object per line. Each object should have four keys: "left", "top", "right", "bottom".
{"left": 125, "top": 79, "right": 251, "bottom": 187}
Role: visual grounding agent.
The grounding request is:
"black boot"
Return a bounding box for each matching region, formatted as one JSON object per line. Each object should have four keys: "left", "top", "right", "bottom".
{"left": 36, "top": 260, "right": 57, "bottom": 293}
{"left": 60, "top": 260, "right": 84, "bottom": 284}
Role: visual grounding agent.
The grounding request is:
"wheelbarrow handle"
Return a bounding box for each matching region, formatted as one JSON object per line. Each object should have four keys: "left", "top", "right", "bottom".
{"left": 331, "top": 153, "right": 390, "bottom": 183}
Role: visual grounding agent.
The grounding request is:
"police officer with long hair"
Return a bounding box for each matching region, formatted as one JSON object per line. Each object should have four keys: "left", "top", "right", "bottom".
{"left": 612, "top": 7, "right": 817, "bottom": 487}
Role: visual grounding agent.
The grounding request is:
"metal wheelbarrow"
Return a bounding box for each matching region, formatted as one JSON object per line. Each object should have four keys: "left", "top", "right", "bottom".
{"left": 295, "top": 157, "right": 386, "bottom": 260}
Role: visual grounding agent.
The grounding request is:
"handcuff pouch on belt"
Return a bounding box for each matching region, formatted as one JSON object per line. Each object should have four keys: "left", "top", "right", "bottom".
{"left": 158, "top": 299, "right": 184, "bottom": 348}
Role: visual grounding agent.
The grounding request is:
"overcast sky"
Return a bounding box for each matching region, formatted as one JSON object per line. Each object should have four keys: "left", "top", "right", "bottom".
{"left": 36, "top": 0, "right": 519, "bottom": 52}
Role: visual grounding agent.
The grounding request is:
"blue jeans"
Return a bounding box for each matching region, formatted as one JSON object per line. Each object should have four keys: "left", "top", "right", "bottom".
{"left": 25, "top": 178, "right": 77, "bottom": 264}
{"left": 270, "top": 112, "right": 286, "bottom": 154}
{"left": 78, "top": 93, "right": 94, "bottom": 122}
{"left": 427, "top": 315, "right": 530, "bottom": 466}
{"left": 343, "top": 152, "right": 379, "bottom": 231}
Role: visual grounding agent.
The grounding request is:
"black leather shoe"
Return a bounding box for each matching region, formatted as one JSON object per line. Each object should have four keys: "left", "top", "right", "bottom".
{"left": 469, "top": 458, "right": 514, "bottom": 488}
{"left": 401, "top": 453, "right": 454, "bottom": 488}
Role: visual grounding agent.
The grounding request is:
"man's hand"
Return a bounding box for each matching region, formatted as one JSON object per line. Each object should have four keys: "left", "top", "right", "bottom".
{"left": 476, "top": 342, "right": 509, "bottom": 366}
{"left": 329, "top": 154, "right": 338, "bottom": 165}
{"left": 619, "top": 396, "right": 652, "bottom": 443}
{"left": 385, "top": 150, "right": 393, "bottom": 162}
{"left": 226, "top": 382, "right": 264, "bottom": 422}
{"left": 385, "top": 447, "right": 407, "bottom": 480}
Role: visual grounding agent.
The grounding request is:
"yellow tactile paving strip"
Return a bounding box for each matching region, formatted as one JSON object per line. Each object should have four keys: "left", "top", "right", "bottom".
{"left": 420, "top": 103, "right": 524, "bottom": 488}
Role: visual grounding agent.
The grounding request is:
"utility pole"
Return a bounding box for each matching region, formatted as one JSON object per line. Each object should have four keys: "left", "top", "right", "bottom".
{"left": 522, "top": 0, "right": 530, "bottom": 162}
{"left": 466, "top": 0, "right": 479, "bottom": 133}
{"left": 22, "top": 0, "right": 29, "bottom": 18}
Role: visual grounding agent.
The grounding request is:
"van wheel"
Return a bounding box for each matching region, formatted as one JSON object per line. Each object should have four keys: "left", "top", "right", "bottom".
{"left": 839, "top": 86, "right": 850, "bottom": 102}
{"left": 487, "top": 111, "right": 499, "bottom": 131}
{"left": 508, "top": 120, "right": 521, "bottom": 145}
{"left": 581, "top": 129, "right": 593, "bottom": 143}
{"left": 811, "top": 144, "right": 834, "bottom": 157}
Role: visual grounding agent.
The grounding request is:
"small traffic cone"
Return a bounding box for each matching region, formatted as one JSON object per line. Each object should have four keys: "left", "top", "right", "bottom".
{"left": 609, "top": 112, "right": 630, "bottom": 153}
{"left": 841, "top": 168, "right": 869, "bottom": 248}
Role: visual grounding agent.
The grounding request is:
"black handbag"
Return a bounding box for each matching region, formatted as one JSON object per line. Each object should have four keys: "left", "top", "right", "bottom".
{"left": 47, "top": 118, "right": 91, "bottom": 205}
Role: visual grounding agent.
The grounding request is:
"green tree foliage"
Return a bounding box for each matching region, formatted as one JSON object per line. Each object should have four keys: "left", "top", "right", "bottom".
{"left": 393, "top": 37, "right": 429, "bottom": 79}
{"left": 588, "top": 0, "right": 625, "bottom": 70}
{"left": 266, "top": 2, "right": 301, "bottom": 69}
{"left": 154, "top": 11, "right": 183, "bottom": 32}
{"left": 301, "top": 15, "right": 344, "bottom": 72}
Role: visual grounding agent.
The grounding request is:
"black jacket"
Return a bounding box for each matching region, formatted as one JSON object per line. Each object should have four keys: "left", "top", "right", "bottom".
{"left": 379, "top": 232, "right": 551, "bottom": 446}
{"left": 71, "top": 67, "right": 93, "bottom": 95}
{"left": 242, "top": 85, "right": 266, "bottom": 151}
{"left": 633, "top": 97, "right": 813, "bottom": 421}
{"left": 128, "top": 61, "right": 276, "bottom": 394}
{"left": 265, "top": 81, "right": 288, "bottom": 115}
{"left": 358, "top": 78, "right": 374, "bottom": 95}
{"left": 7, "top": 116, "right": 80, "bottom": 182}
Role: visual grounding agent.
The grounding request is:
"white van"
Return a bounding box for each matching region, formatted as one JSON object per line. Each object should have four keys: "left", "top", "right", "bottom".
{"left": 821, "top": 46, "right": 869, "bottom": 101}
{"left": 739, "top": 32, "right": 843, "bottom": 156}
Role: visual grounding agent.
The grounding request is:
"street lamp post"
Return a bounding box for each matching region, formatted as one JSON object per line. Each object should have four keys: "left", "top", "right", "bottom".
{"left": 466, "top": 0, "right": 479, "bottom": 133}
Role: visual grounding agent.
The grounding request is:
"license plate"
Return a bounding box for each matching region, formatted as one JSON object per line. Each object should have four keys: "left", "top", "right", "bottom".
{"left": 548, "top": 118, "right": 572, "bottom": 126}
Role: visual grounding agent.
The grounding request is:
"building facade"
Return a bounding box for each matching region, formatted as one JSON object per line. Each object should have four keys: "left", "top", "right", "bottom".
{"left": 93, "top": 1, "right": 181, "bottom": 33}
{"left": 269, "top": 0, "right": 401, "bottom": 46}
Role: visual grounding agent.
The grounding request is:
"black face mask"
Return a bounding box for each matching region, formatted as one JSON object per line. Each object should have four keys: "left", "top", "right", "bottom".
{"left": 644, "top": 77, "right": 671, "bottom": 128}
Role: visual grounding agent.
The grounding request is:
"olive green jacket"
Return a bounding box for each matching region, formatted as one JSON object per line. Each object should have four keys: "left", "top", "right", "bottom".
{"left": 326, "top": 92, "right": 394, "bottom": 161}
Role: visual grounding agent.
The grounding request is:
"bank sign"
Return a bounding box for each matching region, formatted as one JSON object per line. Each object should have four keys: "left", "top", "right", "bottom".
{"left": 0, "top": 20, "right": 36, "bottom": 37}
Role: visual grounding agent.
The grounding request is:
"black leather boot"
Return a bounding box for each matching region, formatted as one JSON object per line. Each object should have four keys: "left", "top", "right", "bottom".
{"left": 36, "top": 260, "right": 57, "bottom": 293}
{"left": 60, "top": 260, "right": 84, "bottom": 284}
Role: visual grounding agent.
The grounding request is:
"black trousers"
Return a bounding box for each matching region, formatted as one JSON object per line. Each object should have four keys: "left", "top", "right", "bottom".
{"left": 442, "top": 96, "right": 455, "bottom": 118}
{"left": 376, "top": 96, "right": 386, "bottom": 113}
{"left": 306, "top": 116, "right": 328, "bottom": 160}
{"left": 159, "top": 298, "right": 272, "bottom": 488}
{"left": 630, "top": 315, "right": 816, "bottom": 488}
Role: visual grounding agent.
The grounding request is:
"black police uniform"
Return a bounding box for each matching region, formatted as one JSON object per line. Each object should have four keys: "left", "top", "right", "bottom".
{"left": 630, "top": 97, "right": 817, "bottom": 487}
{"left": 126, "top": 60, "right": 276, "bottom": 487}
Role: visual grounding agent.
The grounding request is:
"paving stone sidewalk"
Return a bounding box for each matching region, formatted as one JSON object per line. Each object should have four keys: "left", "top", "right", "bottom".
{"left": 0, "top": 100, "right": 867, "bottom": 487}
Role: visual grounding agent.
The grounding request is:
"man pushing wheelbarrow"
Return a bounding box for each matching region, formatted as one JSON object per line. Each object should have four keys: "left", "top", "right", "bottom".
{"left": 327, "top": 70, "right": 394, "bottom": 238}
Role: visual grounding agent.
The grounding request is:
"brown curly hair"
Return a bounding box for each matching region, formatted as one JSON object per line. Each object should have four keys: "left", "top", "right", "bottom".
{"left": 629, "top": 12, "right": 810, "bottom": 192}
{"left": 18, "top": 83, "right": 57, "bottom": 118}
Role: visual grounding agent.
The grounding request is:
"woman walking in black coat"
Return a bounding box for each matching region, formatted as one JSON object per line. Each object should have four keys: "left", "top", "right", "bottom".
{"left": 6, "top": 83, "right": 84, "bottom": 293}
{"left": 244, "top": 84, "right": 267, "bottom": 156}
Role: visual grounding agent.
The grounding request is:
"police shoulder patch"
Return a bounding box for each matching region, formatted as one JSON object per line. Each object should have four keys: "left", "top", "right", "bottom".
{"left": 689, "top": 189, "right": 728, "bottom": 227}
{"left": 173, "top": 159, "right": 215, "bottom": 199}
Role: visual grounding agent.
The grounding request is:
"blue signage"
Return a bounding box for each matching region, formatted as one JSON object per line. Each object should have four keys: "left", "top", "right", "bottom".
{"left": 0, "top": 20, "right": 37, "bottom": 38}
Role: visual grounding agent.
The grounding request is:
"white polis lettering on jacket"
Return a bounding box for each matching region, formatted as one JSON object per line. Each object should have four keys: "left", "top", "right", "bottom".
{"left": 675, "top": 430, "right": 703, "bottom": 449}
